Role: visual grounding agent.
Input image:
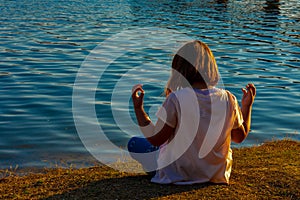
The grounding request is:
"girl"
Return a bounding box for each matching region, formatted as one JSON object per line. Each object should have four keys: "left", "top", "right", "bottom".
{"left": 128, "top": 40, "right": 256, "bottom": 184}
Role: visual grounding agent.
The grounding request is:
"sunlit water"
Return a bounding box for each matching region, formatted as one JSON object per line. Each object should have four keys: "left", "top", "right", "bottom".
{"left": 0, "top": 0, "right": 299, "bottom": 169}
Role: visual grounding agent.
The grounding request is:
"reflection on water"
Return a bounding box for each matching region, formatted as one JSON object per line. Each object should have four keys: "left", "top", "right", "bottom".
{"left": 0, "top": 0, "right": 299, "bottom": 169}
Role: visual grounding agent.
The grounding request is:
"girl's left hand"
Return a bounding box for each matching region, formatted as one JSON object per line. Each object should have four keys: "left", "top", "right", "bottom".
{"left": 132, "top": 84, "right": 145, "bottom": 109}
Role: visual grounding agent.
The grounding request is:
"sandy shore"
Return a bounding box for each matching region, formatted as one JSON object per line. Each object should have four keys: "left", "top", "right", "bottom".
{"left": 0, "top": 139, "right": 299, "bottom": 200}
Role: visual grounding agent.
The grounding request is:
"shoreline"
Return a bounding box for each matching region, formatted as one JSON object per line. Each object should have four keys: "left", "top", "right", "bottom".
{"left": 1, "top": 136, "right": 298, "bottom": 174}
{"left": 0, "top": 139, "right": 299, "bottom": 199}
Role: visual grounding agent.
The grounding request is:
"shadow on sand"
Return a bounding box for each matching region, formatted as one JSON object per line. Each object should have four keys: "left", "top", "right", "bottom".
{"left": 43, "top": 174, "right": 214, "bottom": 199}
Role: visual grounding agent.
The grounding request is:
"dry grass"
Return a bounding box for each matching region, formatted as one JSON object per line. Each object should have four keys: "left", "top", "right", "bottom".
{"left": 0, "top": 139, "right": 299, "bottom": 200}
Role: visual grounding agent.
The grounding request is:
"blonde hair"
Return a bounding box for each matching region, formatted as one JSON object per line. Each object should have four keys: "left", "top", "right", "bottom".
{"left": 165, "top": 40, "right": 219, "bottom": 96}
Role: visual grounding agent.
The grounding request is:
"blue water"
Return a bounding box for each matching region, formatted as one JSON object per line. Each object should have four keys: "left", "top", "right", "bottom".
{"left": 1, "top": 0, "right": 299, "bottom": 169}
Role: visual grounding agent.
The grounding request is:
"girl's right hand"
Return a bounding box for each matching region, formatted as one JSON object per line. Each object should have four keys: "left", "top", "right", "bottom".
{"left": 241, "top": 83, "right": 256, "bottom": 107}
{"left": 132, "top": 84, "right": 145, "bottom": 110}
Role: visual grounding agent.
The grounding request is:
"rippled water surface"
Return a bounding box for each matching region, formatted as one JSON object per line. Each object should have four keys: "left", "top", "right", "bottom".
{"left": 1, "top": 0, "right": 299, "bottom": 169}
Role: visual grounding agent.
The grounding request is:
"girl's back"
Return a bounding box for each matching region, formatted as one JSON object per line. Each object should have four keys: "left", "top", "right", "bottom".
{"left": 152, "top": 87, "right": 242, "bottom": 184}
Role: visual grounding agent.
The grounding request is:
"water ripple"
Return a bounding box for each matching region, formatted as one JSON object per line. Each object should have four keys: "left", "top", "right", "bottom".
{"left": 0, "top": 0, "right": 299, "bottom": 169}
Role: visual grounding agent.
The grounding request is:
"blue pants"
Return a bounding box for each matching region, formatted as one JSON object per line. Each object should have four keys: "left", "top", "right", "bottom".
{"left": 127, "top": 137, "right": 159, "bottom": 175}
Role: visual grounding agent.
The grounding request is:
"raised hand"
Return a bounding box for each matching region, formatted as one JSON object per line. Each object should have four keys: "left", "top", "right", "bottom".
{"left": 132, "top": 84, "right": 145, "bottom": 110}
{"left": 241, "top": 83, "right": 256, "bottom": 107}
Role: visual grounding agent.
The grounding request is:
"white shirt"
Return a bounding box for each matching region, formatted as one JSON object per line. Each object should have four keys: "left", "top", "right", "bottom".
{"left": 151, "top": 87, "right": 243, "bottom": 184}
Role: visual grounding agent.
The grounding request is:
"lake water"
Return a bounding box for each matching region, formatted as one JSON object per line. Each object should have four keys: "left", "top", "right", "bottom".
{"left": 1, "top": 0, "right": 299, "bottom": 169}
